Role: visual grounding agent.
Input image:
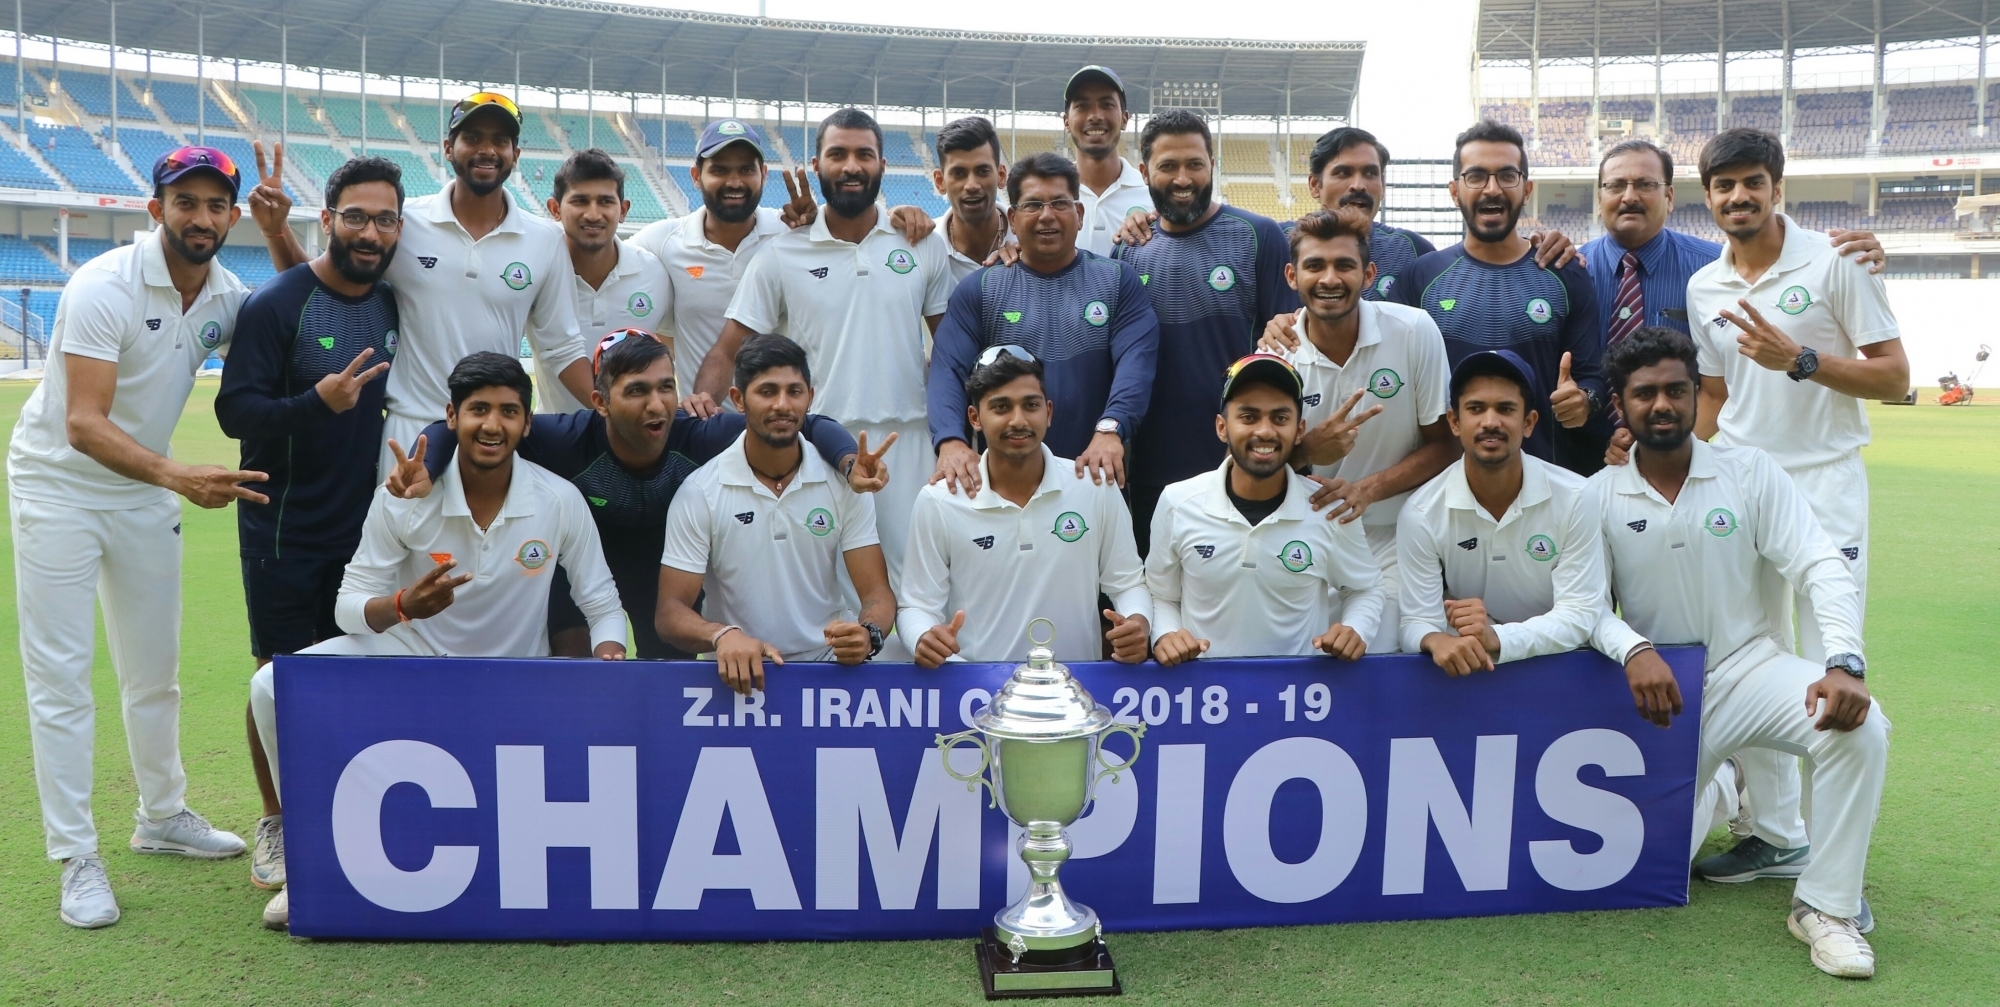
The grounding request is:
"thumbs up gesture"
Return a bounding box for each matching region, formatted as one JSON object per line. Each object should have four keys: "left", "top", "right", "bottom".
{"left": 1104, "top": 609, "right": 1152, "bottom": 664}
{"left": 915, "top": 610, "right": 966, "bottom": 669}
{"left": 1549, "top": 351, "right": 1591, "bottom": 428}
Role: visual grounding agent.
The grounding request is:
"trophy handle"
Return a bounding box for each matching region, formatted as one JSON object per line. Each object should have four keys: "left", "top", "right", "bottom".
{"left": 1091, "top": 722, "right": 1145, "bottom": 790}
{"left": 935, "top": 730, "right": 996, "bottom": 808}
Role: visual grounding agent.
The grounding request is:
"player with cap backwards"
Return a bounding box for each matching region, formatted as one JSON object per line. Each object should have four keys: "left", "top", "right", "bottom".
{"left": 8, "top": 146, "right": 261, "bottom": 929}
{"left": 1146, "top": 354, "right": 1384, "bottom": 664}
{"left": 1063, "top": 66, "right": 1155, "bottom": 258}
{"left": 250, "top": 91, "right": 589, "bottom": 474}
{"left": 540, "top": 148, "right": 676, "bottom": 414}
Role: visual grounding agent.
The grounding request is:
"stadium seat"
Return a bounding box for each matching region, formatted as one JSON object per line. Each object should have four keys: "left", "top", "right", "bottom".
{"left": 0, "top": 136, "right": 65, "bottom": 191}
{"left": 556, "top": 114, "right": 630, "bottom": 155}
{"left": 142, "top": 78, "right": 234, "bottom": 129}
{"left": 25, "top": 123, "right": 142, "bottom": 195}
{"left": 312, "top": 95, "right": 406, "bottom": 143}
{"left": 48, "top": 69, "right": 117, "bottom": 117}
{"left": 518, "top": 113, "right": 564, "bottom": 152}
{"left": 0, "top": 236, "right": 71, "bottom": 283}
{"left": 880, "top": 130, "right": 925, "bottom": 168}
{"left": 879, "top": 174, "right": 946, "bottom": 217}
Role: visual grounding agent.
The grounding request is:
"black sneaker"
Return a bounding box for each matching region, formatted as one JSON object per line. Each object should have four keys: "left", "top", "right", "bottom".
{"left": 1695, "top": 835, "right": 1811, "bottom": 883}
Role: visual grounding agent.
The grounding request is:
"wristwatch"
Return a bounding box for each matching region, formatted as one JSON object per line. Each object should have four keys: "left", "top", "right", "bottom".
{"left": 1095, "top": 417, "right": 1122, "bottom": 438}
{"left": 1787, "top": 345, "right": 1820, "bottom": 382}
{"left": 1826, "top": 652, "right": 1866, "bottom": 680}
{"left": 862, "top": 622, "right": 886, "bottom": 659}
{"left": 1581, "top": 388, "right": 1603, "bottom": 419}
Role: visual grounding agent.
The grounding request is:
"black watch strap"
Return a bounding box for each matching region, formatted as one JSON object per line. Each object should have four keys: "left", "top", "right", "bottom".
{"left": 862, "top": 621, "right": 886, "bottom": 659}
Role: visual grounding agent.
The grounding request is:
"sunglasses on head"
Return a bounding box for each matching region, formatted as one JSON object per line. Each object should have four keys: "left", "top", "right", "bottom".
{"left": 976, "top": 344, "right": 1037, "bottom": 367}
{"left": 592, "top": 328, "right": 665, "bottom": 373}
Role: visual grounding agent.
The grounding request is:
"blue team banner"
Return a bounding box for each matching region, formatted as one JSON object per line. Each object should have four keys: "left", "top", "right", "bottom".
{"left": 274, "top": 649, "right": 1705, "bottom": 940}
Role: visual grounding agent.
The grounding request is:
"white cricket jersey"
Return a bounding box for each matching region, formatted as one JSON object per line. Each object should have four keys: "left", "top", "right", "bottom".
{"left": 382, "top": 182, "right": 583, "bottom": 423}
{"left": 8, "top": 232, "right": 247, "bottom": 510}
{"left": 1286, "top": 300, "right": 1449, "bottom": 526}
{"left": 1586, "top": 441, "right": 1865, "bottom": 672}
{"left": 1077, "top": 157, "right": 1154, "bottom": 258}
{"left": 724, "top": 211, "right": 953, "bottom": 424}
{"left": 1396, "top": 454, "right": 1610, "bottom": 661}
{"left": 1687, "top": 213, "right": 1900, "bottom": 470}
{"left": 937, "top": 210, "right": 1010, "bottom": 286}
{"left": 1146, "top": 461, "right": 1385, "bottom": 657}
{"left": 539, "top": 239, "right": 673, "bottom": 413}
{"left": 897, "top": 444, "right": 1150, "bottom": 664}
{"left": 661, "top": 432, "right": 881, "bottom": 661}
{"left": 334, "top": 456, "right": 626, "bottom": 655}
{"left": 632, "top": 206, "right": 791, "bottom": 389}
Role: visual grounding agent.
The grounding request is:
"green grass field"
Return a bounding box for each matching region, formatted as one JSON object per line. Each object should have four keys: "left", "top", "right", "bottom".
{"left": 0, "top": 380, "right": 1993, "bottom": 1005}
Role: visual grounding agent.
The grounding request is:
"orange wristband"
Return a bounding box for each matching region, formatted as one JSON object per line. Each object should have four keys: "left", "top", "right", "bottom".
{"left": 393, "top": 588, "right": 410, "bottom": 623}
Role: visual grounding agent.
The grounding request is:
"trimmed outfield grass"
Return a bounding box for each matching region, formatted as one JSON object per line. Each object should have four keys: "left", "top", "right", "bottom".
{"left": 0, "top": 381, "right": 1993, "bottom": 1005}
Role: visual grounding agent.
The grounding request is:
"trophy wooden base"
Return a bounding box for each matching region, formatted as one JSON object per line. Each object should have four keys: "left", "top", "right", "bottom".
{"left": 975, "top": 927, "right": 1123, "bottom": 999}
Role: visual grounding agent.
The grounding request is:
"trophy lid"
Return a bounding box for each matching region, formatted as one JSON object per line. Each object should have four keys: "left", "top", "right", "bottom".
{"left": 974, "top": 621, "right": 1113, "bottom": 741}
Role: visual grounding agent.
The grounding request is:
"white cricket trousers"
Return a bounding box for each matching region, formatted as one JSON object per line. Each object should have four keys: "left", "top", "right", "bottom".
{"left": 12, "top": 493, "right": 188, "bottom": 860}
{"left": 1362, "top": 524, "right": 1401, "bottom": 654}
{"left": 1690, "top": 637, "right": 1889, "bottom": 919}
{"left": 249, "top": 623, "right": 437, "bottom": 805}
{"left": 1738, "top": 451, "right": 1871, "bottom": 850}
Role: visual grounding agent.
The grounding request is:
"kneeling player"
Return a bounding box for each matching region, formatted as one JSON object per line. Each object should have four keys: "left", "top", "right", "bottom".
{"left": 1147, "top": 354, "right": 1383, "bottom": 664}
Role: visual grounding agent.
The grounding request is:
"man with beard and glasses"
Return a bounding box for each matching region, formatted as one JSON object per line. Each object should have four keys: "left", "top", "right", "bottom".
{"left": 1063, "top": 66, "right": 1154, "bottom": 257}
{"left": 250, "top": 92, "right": 588, "bottom": 476}
{"left": 1147, "top": 354, "right": 1383, "bottom": 665}
{"left": 661, "top": 335, "right": 897, "bottom": 695}
{"left": 9, "top": 147, "right": 259, "bottom": 929}
{"left": 542, "top": 148, "right": 674, "bottom": 414}
{"left": 1396, "top": 351, "right": 1611, "bottom": 674}
{"left": 1587, "top": 326, "right": 1887, "bottom": 980}
{"left": 1388, "top": 119, "right": 1610, "bottom": 476}
{"left": 928, "top": 153, "right": 1158, "bottom": 497}
{"left": 933, "top": 116, "right": 1011, "bottom": 284}
{"left": 901, "top": 350, "right": 1152, "bottom": 667}
{"left": 697, "top": 108, "right": 953, "bottom": 595}
{"left": 215, "top": 156, "right": 403, "bottom": 922}
{"left": 1112, "top": 108, "right": 1299, "bottom": 555}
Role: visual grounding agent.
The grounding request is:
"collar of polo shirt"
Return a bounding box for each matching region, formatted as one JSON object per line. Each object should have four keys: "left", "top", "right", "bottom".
{"left": 139, "top": 228, "right": 231, "bottom": 304}
{"left": 1442, "top": 453, "right": 1554, "bottom": 526}
{"left": 436, "top": 460, "right": 539, "bottom": 521}
{"left": 1194, "top": 458, "right": 1317, "bottom": 527}
{"left": 969, "top": 444, "right": 1066, "bottom": 510}
{"left": 715, "top": 431, "right": 835, "bottom": 494}
{"left": 1715, "top": 211, "right": 1817, "bottom": 286}
{"left": 426, "top": 180, "right": 535, "bottom": 236}
{"left": 807, "top": 203, "right": 898, "bottom": 244}
{"left": 682, "top": 206, "right": 786, "bottom": 251}
{"left": 1289, "top": 302, "right": 1384, "bottom": 366}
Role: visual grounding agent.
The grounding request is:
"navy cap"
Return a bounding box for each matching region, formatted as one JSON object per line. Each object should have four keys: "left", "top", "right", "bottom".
{"left": 1451, "top": 349, "right": 1540, "bottom": 405}
{"left": 1221, "top": 353, "right": 1304, "bottom": 409}
{"left": 152, "top": 146, "right": 241, "bottom": 201}
{"left": 1065, "top": 65, "right": 1126, "bottom": 105}
{"left": 698, "top": 119, "right": 767, "bottom": 160}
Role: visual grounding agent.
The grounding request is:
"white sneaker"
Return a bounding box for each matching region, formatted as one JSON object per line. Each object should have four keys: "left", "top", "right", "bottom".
{"left": 59, "top": 855, "right": 120, "bottom": 929}
{"left": 262, "top": 887, "right": 289, "bottom": 931}
{"left": 1789, "top": 898, "right": 1876, "bottom": 978}
{"left": 130, "top": 809, "right": 246, "bottom": 859}
{"left": 251, "top": 815, "right": 285, "bottom": 889}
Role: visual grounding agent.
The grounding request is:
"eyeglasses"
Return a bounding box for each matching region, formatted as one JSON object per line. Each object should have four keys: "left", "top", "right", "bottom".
{"left": 1459, "top": 168, "right": 1525, "bottom": 189}
{"left": 334, "top": 209, "right": 403, "bottom": 232}
{"left": 976, "top": 344, "right": 1037, "bottom": 367}
{"left": 1012, "top": 198, "right": 1078, "bottom": 215}
{"left": 592, "top": 327, "right": 664, "bottom": 373}
{"left": 1599, "top": 179, "right": 1665, "bottom": 194}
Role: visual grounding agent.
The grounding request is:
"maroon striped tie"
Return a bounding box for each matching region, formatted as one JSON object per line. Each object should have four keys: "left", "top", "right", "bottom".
{"left": 1608, "top": 251, "right": 1645, "bottom": 346}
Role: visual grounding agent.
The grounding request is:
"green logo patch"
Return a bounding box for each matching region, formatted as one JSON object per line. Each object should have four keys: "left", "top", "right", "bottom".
{"left": 718, "top": 120, "right": 746, "bottom": 136}
{"left": 628, "top": 291, "right": 654, "bottom": 317}
{"left": 1003, "top": 310, "right": 1024, "bottom": 323}
{"left": 1439, "top": 298, "right": 1457, "bottom": 311}
{"left": 885, "top": 249, "right": 917, "bottom": 274}
{"left": 1278, "top": 540, "right": 1313, "bottom": 573}
{"left": 384, "top": 329, "right": 398, "bottom": 354}
{"left": 1525, "top": 534, "right": 1558, "bottom": 562}
{"left": 1778, "top": 285, "right": 1812, "bottom": 315}
{"left": 1084, "top": 300, "right": 1110, "bottom": 326}
{"left": 587, "top": 496, "right": 607, "bottom": 507}
{"left": 1526, "top": 297, "right": 1554, "bottom": 324}
{"left": 1208, "top": 265, "right": 1236, "bottom": 291}
{"left": 501, "top": 262, "right": 533, "bottom": 290}
{"left": 1704, "top": 508, "right": 1737, "bottom": 537}
{"left": 1368, "top": 368, "right": 1403, "bottom": 399}
{"left": 515, "top": 539, "right": 550, "bottom": 570}
{"left": 317, "top": 336, "right": 335, "bottom": 350}
{"left": 805, "top": 507, "right": 835, "bottom": 537}
{"left": 197, "top": 320, "right": 223, "bottom": 349}
{"left": 1052, "top": 511, "right": 1088, "bottom": 543}
{"left": 1139, "top": 273, "right": 1150, "bottom": 285}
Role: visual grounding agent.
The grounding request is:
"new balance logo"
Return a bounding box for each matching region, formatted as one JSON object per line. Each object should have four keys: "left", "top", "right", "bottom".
{"left": 734, "top": 512, "right": 755, "bottom": 525}
{"left": 807, "top": 266, "right": 830, "bottom": 279}
{"left": 145, "top": 318, "right": 161, "bottom": 331}
{"left": 972, "top": 535, "right": 995, "bottom": 550}
{"left": 418, "top": 256, "right": 438, "bottom": 269}
{"left": 1711, "top": 315, "right": 1730, "bottom": 329}
{"left": 1841, "top": 546, "right": 1860, "bottom": 560}
{"left": 1193, "top": 545, "right": 1215, "bottom": 559}
{"left": 1457, "top": 537, "right": 1478, "bottom": 551}
{"left": 1627, "top": 520, "right": 1648, "bottom": 533}
{"left": 1302, "top": 393, "right": 1321, "bottom": 407}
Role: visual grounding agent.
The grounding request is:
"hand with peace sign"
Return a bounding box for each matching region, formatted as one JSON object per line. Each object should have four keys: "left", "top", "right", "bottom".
{"left": 383, "top": 435, "right": 435, "bottom": 499}
{"left": 844, "top": 430, "right": 898, "bottom": 494}
{"left": 1300, "top": 388, "right": 1384, "bottom": 467}
{"left": 398, "top": 558, "right": 473, "bottom": 622}
{"left": 1549, "top": 351, "right": 1591, "bottom": 428}
{"left": 777, "top": 167, "right": 819, "bottom": 230}
{"left": 914, "top": 610, "right": 966, "bottom": 669}
{"left": 1720, "top": 298, "right": 1804, "bottom": 373}
{"left": 314, "top": 347, "right": 390, "bottom": 414}
{"left": 248, "top": 140, "right": 294, "bottom": 237}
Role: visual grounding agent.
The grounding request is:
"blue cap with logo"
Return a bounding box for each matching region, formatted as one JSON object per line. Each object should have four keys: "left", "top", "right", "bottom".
{"left": 1450, "top": 349, "right": 1540, "bottom": 405}
{"left": 698, "top": 119, "right": 767, "bottom": 160}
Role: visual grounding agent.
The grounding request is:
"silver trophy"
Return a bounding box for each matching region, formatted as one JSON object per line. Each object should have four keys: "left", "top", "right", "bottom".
{"left": 935, "top": 621, "right": 1144, "bottom": 998}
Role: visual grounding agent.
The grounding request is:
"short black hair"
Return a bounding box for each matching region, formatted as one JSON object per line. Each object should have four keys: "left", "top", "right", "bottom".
{"left": 1599, "top": 137, "right": 1673, "bottom": 185}
{"left": 1699, "top": 127, "right": 1785, "bottom": 188}
{"left": 1006, "top": 152, "right": 1081, "bottom": 206}
{"left": 936, "top": 116, "right": 1003, "bottom": 166}
{"left": 965, "top": 351, "right": 1045, "bottom": 408}
{"left": 1452, "top": 118, "right": 1528, "bottom": 176}
{"left": 325, "top": 155, "right": 405, "bottom": 211}
{"left": 734, "top": 333, "right": 812, "bottom": 392}
{"left": 447, "top": 351, "right": 533, "bottom": 410}
{"left": 1140, "top": 108, "right": 1213, "bottom": 162}
{"left": 1308, "top": 126, "right": 1391, "bottom": 178}
{"left": 1287, "top": 209, "right": 1371, "bottom": 266}
{"left": 1605, "top": 325, "right": 1700, "bottom": 398}
{"left": 816, "top": 107, "right": 884, "bottom": 157}
{"left": 554, "top": 148, "right": 625, "bottom": 202}
{"left": 594, "top": 332, "right": 670, "bottom": 394}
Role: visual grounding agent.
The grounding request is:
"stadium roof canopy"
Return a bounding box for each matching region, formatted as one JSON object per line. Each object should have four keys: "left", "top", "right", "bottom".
{"left": 33, "top": 0, "right": 1364, "bottom": 119}
{"left": 1478, "top": 0, "right": 1997, "bottom": 65}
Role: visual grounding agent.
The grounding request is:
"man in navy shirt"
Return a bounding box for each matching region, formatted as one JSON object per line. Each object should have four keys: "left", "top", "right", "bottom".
{"left": 1390, "top": 119, "right": 1609, "bottom": 474}
{"left": 1115, "top": 109, "right": 1299, "bottom": 552}
{"left": 215, "top": 155, "right": 403, "bottom": 908}
{"left": 396, "top": 330, "right": 873, "bottom": 660}
{"left": 1296, "top": 127, "right": 1435, "bottom": 301}
{"left": 929, "top": 152, "right": 1158, "bottom": 497}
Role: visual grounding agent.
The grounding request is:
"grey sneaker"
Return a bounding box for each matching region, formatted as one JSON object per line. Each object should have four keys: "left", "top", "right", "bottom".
{"left": 262, "top": 887, "right": 289, "bottom": 931}
{"left": 1789, "top": 898, "right": 1875, "bottom": 978}
{"left": 1695, "top": 835, "right": 1811, "bottom": 883}
{"left": 251, "top": 815, "right": 285, "bottom": 889}
{"left": 59, "top": 856, "right": 120, "bottom": 929}
{"left": 130, "top": 809, "right": 246, "bottom": 859}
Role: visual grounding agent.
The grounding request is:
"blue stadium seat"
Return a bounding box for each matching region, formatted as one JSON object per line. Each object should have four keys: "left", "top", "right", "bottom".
{"left": 0, "top": 138, "right": 60, "bottom": 190}
{"left": 143, "top": 79, "right": 234, "bottom": 129}
{"left": 0, "top": 236, "right": 70, "bottom": 283}
{"left": 25, "top": 123, "right": 143, "bottom": 196}
{"left": 50, "top": 70, "right": 117, "bottom": 117}
{"left": 880, "top": 130, "right": 924, "bottom": 168}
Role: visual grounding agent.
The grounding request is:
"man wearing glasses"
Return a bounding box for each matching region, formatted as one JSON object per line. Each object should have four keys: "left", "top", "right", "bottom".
{"left": 927, "top": 152, "right": 1159, "bottom": 497}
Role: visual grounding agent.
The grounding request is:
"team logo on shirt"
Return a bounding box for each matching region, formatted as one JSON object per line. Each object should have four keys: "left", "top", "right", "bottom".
{"left": 1138, "top": 274, "right": 1150, "bottom": 285}
{"left": 973, "top": 535, "right": 995, "bottom": 550}
{"left": 317, "top": 336, "right": 335, "bottom": 350}
{"left": 1302, "top": 393, "right": 1321, "bottom": 407}
{"left": 808, "top": 266, "right": 830, "bottom": 279}
{"left": 197, "top": 320, "right": 223, "bottom": 349}
{"left": 1627, "top": 520, "right": 1648, "bottom": 533}
{"left": 384, "top": 328, "right": 399, "bottom": 354}
{"left": 1457, "top": 537, "right": 1478, "bottom": 551}
{"left": 1525, "top": 298, "right": 1554, "bottom": 324}
{"left": 1207, "top": 265, "right": 1236, "bottom": 291}
{"left": 145, "top": 318, "right": 161, "bottom": 331}
{"left": 1704, "top": 508, "right": 1737, "bottom": 537}
{"left": 734, "top": 512, "right": 756, "bottom": 525}
{"left": 1278, "top": 540, "right": 1313, "bottom": 573}
{"left": 628, "top": 291, "right": 654, "bottom": 317}
{"left": 1841, "top": 546, "right": 1860, "bottom": 560}
{"left": 1439, "top": 298, "right": 1457, "bottom": 311}
{"left": 586, "top": 496, "right": 608, "bottom": 507}
{"left": 417, "top": 256, "right": 438, "bottom": 269}
{"left": 501, "top": 262, "right": 533, "bottom": 290}
{"left": 1084, "top": 300, "right": 1110, "bottom": 326}
{"left": 685, "top": 266, "right": 705, "bottom": 278}
{"left": 1376, "top": 275, "right": 1395, "bottom": 296}
{"left": 1778, "top": 285, "right": 1812, "bottom": 314}
{"left": 515, "top": 540, "right": 550, "bottom": 571}
{"left": 885, "top": 249, "right": 917, "bottom": 274}
{"left": 805, "top": 508, "right": 836, "bottom": 537}
{"left": 1003, "top": 310, "right": 1024, "bottom": 323}
{"left": 1524, "top": 534, "right": 1558, "bottom": 562}
{"left": 1368, "top": 368, "right": 1403, "bottom": 399}
{"left": 1193, "top": 545, "right": 1215, "bottom": 559}
{"left": 1052, "top": 511, "right": 1088, "bottom": 543}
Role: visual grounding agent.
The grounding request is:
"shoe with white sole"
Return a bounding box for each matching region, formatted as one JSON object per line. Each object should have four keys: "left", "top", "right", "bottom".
{"left": 130, "top": 809, "right": 246, "bottom": 859}
{"left": 1790, "top": 898, "right": 1875, "bottom": 978}
{"left": 263, "top": 887, "right": 289, "bottom": 931}
{"left": 59, "top": 855, "right": 120, "bottom": 929}
{"left": 1695, "top": 835, "right": 1810, "bottom": 882}
{"left": 251, "top": 815, "right": 285, "bottom": 889}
